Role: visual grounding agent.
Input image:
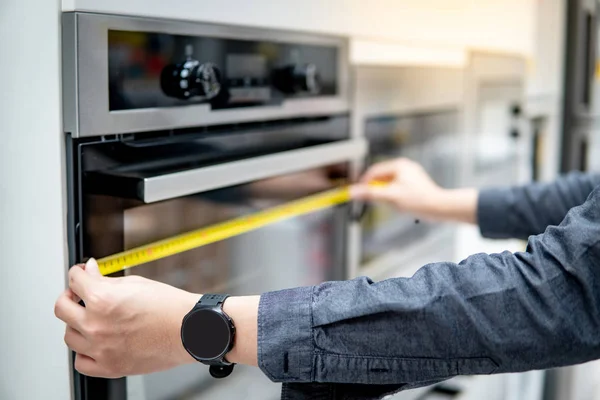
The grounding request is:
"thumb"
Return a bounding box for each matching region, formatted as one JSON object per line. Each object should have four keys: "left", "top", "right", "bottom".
{"left": 84, "top": 258, "right": 103, "bottom": 277}
{"left": 350, "top": 184, "right": 398, "bottom": 203}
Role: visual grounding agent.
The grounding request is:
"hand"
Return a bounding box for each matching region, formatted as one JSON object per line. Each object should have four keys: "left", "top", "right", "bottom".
{"left": 54, "top": 259, "right": 198, "bottom": 378}
{"left": 351, "top": 158, "right": 444, "bottom": 218}
{"left": 351, "top": 158, "right": 478, "bottom": 224}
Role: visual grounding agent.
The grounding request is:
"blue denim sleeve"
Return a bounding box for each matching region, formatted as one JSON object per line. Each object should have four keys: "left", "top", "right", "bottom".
{"left": 477, "top": 171, "right": 600, "bottom": 240}
{"left": 258, "top": 185, "right": 600, "bottom": 392}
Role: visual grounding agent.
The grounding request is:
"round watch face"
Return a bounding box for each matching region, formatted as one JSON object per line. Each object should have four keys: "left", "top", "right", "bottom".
{"left": 182, "top": 309, "right": 231, "bottom": 360}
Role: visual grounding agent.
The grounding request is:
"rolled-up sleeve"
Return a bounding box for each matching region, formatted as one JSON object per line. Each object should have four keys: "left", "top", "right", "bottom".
{"left": 258, "top": 184, "right": 600, "bottom": 393}
{"left": 258, "top": 286, "right": 314, "bottom": 382}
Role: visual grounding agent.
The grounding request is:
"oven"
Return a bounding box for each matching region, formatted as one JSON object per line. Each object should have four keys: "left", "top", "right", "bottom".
{"left": 358, "top": 109, "right": 462, "bottom": 280}
{"left": 62, "top": 12, "right": 365, "bottom": 400}
{"left": 348, "top": 65, "right": 465, "bottom": 282}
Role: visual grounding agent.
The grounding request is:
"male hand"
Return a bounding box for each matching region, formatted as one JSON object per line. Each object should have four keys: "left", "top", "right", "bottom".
{"left": 351, "top": 158, "right": 478, "bottom": 224}
{"left": 54, "top": 259, "right": 198, "bottom": 378}
{"left": 351, "top": 158, "right": 444, "bottom": 218}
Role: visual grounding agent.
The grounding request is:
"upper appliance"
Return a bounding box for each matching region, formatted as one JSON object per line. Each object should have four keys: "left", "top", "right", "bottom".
{"left": 62, "top": 12, "right": 364, "bottom": 400}
{"left": 62, "top": 12, "right": 349, "bottom": 137}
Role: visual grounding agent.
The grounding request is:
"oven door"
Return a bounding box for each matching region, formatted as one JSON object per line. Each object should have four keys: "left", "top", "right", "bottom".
{"left": 67, "top": 118, "right": 365, "bottom": 400}
{"left": 357, "top": 109, "right": 461, "bottom": 280}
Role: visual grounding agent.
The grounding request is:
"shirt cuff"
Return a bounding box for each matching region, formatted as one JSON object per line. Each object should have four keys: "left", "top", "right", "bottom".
{"left": 477, "top": 188, "right": 515, "bottom": 239}
{"left": 258, "top": 285, "right": 315, "bottom": 382}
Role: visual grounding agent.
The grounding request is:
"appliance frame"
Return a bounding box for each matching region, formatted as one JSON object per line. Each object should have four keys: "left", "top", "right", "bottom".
{"left": 62, "top": 12, "right": 350, "bottom": 138}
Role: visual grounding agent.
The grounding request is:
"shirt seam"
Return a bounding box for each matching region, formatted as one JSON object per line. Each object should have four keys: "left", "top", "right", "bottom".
{"left": 312, "top": 352, "right": 498, "bottom": 364}
{"left": 310, "top": 285, "right": 316, "bottom": 383}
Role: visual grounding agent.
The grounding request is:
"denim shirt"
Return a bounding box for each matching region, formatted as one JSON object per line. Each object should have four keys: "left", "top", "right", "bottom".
{"left": 256, "top": 172, "right": 600, "bottom": 400}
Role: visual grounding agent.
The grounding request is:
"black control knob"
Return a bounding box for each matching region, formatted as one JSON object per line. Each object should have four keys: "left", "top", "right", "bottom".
{"left": 272, "top": 63, "right": 320, "bottom": 94}
{"left": 161, "top": 60, "right": 222, "bottom": 100}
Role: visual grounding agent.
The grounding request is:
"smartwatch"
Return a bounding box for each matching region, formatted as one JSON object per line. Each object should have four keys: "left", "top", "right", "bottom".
{"left": 180, "top": 294, "right": 236, "bottom": 378}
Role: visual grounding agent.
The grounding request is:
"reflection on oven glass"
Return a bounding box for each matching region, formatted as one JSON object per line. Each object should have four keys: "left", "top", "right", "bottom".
{"left": 117, "top": 165, "right": 348, "bottom": 400}
{"left": 361, "top": 110, "right": 460, "bottom": 264}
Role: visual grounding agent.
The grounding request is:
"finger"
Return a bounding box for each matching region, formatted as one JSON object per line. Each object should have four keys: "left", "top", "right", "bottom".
{"left": 360, "top": 161, "right": 398, "bottom": 183}
{"left": 74, "top": 354, "right": 105, "bottom": 378}
{"left": 350, "top": 184, "right": 398, "bottom": 203}
{"left": 54, "top": 290, "right": 86, "bottom": 331}
{"left": 69, "top": 264, "right": 99, "bottom": 301}
{"left": 64, "top": 326, "right": 91, "bottom": 356}
{"left": 67, "top": 288, "right": 81, "bottom": 304}
{"left": 84, "top": 258, "right": 103, "bottom": 278}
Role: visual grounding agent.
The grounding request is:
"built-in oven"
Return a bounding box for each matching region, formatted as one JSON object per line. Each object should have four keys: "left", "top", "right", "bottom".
{"left": 358, "top": 109, "right": 461, "bottom": 280}
{"left": 62, "top": 12, "right": 365, "bottom": 400}
{"left": 348, "top": 65, "right": 465, "bottom": 284}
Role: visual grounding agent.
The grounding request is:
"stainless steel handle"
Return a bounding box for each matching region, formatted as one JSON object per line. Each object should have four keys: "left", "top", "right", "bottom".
{"left": 142, "top": 140, "right": 367, "bottom": 203}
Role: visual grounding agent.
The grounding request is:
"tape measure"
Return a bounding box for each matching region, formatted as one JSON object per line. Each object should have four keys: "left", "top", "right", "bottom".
{"left": 97, "top": 183, "right": 382, "bottom": 276}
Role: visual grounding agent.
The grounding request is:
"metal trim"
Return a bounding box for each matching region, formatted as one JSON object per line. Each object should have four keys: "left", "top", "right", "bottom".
{"left": 62, "top": 12, "right": 350, "bottom": 138}
{"left": 142, "top": 139, "right": 367, "bottom": 203}
{"left": 61, "top": 13, "right": 79, "bottom": 134}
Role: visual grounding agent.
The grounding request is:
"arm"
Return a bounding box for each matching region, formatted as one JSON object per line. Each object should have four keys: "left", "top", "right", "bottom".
{"left": 245, "top": 185, "right": 600, "bottom": 386}
{"left": 351, "top": 158, "right": 600, "bottom": 240}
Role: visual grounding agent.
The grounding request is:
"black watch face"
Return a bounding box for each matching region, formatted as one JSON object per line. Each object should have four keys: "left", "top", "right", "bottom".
{"left": 182, "top": 309, "right": 231, "bottom": 360}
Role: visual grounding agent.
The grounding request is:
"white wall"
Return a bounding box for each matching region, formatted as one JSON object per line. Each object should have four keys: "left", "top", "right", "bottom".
{"left": 0, "top": 0, "right": 71, "bottom": 399}
{"left": 63, "top": 0, "right": 537, "bottom": 58}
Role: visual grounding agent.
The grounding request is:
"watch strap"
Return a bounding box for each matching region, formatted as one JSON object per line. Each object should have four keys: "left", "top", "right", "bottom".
{"left": 198, "top": 293, "right": 229, "bottom": 307}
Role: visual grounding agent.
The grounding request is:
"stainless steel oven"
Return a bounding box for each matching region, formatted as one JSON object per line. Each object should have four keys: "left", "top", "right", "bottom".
{"left": 358, "top": 109, "right": 461, "bottom": 280}
{"left": 63, "top": 12, "right": 364, "bottom": 400}
{"left": 348, "top": 65, "right": 465, "bottom": 283}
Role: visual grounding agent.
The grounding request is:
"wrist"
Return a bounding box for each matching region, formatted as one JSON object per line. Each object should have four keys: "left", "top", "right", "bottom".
{"left": 222, "top": 296, "right": 260, "bottom": 366}
{"left": 412, "top": 187, "right": 449, "bottom": 220}
{"left": 432, "top": 188, "right": 479, "bottom": 224}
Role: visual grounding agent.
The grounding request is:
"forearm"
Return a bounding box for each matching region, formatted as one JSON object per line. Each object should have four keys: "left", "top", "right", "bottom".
{"left": 223, "top": 295, "right": 259, "bottom": 366}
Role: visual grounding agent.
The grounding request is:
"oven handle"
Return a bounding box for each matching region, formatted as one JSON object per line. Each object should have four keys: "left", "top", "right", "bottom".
{"left": 141, "top": 139, "right": 367, "bottom": 203}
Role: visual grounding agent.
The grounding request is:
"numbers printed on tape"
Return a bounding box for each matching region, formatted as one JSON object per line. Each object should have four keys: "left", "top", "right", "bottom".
{"left": 97, "top": 185, "right": 365, "bottom": 276}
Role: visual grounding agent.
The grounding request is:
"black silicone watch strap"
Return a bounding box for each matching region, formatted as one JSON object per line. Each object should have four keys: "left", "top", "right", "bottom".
{"left": 198, "top": 294, "right": 229, "bottom": 307}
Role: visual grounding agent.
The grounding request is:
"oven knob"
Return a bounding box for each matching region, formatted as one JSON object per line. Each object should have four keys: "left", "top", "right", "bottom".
{"left": 272, "top": 63, "right": 321, "bottom": 94}
{"left": 161, "top": 60, "right": 222, "bottom": 100}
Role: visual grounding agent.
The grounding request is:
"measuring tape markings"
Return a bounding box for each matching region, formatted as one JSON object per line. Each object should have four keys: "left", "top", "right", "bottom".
{"left": 97, "top": 185, "right": 363, "bottom": 276}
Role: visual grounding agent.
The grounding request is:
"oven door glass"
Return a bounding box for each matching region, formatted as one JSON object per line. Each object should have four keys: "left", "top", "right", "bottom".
{"left": 80, "top": 165, "right": 349, "bottom": 400}
{"left": 360, "top": 109, "right": 460, "bottom": 265}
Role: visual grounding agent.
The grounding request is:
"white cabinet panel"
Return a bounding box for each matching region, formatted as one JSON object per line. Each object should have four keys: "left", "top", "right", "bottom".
{"left": 63, "top": 0, "right": 536, "bottom": 57}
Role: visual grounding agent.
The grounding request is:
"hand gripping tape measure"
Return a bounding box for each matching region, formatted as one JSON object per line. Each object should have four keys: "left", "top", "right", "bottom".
{"left": 97, "top": 183, "right": 384, "bottom": 276}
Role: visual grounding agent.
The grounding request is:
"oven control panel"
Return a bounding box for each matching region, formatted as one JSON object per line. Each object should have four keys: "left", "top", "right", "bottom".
{"left": 62, "top": 13, "right": 348, "bottom": 137}
{"left": 109, "top": 29, "right": 339, "bottom": 111}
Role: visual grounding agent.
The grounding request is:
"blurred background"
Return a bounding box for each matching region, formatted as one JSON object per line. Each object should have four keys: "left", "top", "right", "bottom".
{"left": 1, "top": 0, "right": 600, "bottom": 399}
